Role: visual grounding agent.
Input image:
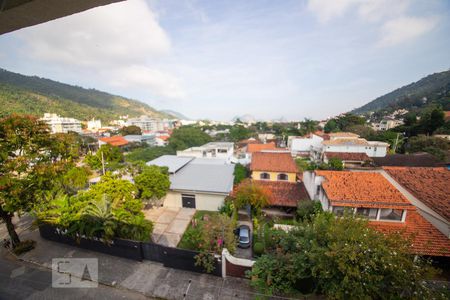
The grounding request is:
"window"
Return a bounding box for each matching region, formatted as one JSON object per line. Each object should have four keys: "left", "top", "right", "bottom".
{"left": 260, "top": 173, "right": 270, "bottom": 180}
{"left": 277, "top": 173, "right": 288, "bottom": 181}
{"left": 379, "top": 209, "right": 403, "bottom": 221}
{"left": 217, "top": 149, "right": 228, "bottom": 153}
{"left": 356, "top": 207, "right": 378, "bottom": 220}
{"left": 332, "top": 206, "right": 346, "bottom": 217}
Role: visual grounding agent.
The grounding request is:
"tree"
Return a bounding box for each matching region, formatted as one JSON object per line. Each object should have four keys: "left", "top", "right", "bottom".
{"left": 327, "top": 158, "right": 344, "bottom": 170}
{"left": 419, "top": 107, "right": 445, "bottom": 135}
{"left": 234, "top": 180, "right": 271, "bottom": 212}
{"left": 84, "top": 144, "right": 123, "bottom": 171}
{"left": 300, "top": 118, "right": 318, "bottom": 134}
{"left": 168, "top": 126, "right": 211, "bottom": 151}
{"left": 249, "top": 212, "right": 438, "bottom": 298}
{"left": 62, "top": 166, "right": 91, "bottom": 195}
{"left": 119, "top": 125, "right": 142, "bottom": 136}
{"left": 134, "top": 165, "right": 170, "bottom": 205}
{"left": 406, "top": 135, "right": 449, "bottom": 161}
{"left": 229, "top": 125, "right": 253, "bottom": 142}
{"left": 233, "top": 163, "right": 248, "bottom": 185}
{"left": 324, "top": 119, "right": 337, "bottom": 133}
{"left": 0, "top": 114, "right": 64, "bottom": 248}
{"left": 125, "top": 146, "right": 175, "bottom": 163}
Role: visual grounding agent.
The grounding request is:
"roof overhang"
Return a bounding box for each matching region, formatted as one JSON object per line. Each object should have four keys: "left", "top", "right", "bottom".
{"left": 0, "top": 0, "right": 124, "bottom": 35}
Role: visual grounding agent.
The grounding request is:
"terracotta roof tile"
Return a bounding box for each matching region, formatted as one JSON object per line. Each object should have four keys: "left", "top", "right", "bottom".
{"left": 384, "top": 167, "right": 450, "bottom": 222}
{"left": 233, "top": 179, "right": 309, "bottom": 207}
{"left": 373, "top": 153, "right": 447, "bottom": 167}
{"left": 323, "top": 138, "right": 369, "bottom": 146}
{"left": 370, "top": 210, "right": 450, "bottom": 257}
{"left": 247, "top": 142, "right": 277, "bottom": 153}
{"left": 250, "top": 152, "right": 298, "bottom": 173}
{"left": 316, "top": 171, "right": 411, "bottom": 209}
{"left": 324, "top": 152, "right": 370, "bottom": 162}
{"left": 328, "top": 132, "right": 359, "bottom": 138}
{"left": 99, "top": 136, "right": 129, "bottom": 147}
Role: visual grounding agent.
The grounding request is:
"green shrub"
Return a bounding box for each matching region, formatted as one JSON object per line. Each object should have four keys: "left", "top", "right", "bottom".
{"left": 296, "top": 201, "right": 322, "bottom": 222}
{"left": 253, "top": 242, "right": 264, "bottom": 256}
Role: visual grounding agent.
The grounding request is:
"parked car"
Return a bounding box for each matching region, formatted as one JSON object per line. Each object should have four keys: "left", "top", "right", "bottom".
{"left": 237, "top": 225, "right": 251, "bottom": 248}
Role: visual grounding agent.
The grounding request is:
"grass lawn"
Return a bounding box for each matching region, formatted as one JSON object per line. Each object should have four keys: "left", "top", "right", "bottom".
{"left": 177, "top": 210, "right": 219, "bottom": 250}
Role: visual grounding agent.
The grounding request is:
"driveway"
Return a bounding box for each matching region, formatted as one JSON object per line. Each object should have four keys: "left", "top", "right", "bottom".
{"left": 144, "top": 207, "right": 195, "bottom": 247}
{"left": 234, "top": 210, "right": 253, "bottom": 260}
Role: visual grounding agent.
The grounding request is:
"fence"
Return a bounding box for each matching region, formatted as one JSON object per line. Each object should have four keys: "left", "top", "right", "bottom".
{"left": 221, "top": 248, "right": 254, "bottom": 278}
{"left": 38, "top": 224, "right": 222, "bottom": 276}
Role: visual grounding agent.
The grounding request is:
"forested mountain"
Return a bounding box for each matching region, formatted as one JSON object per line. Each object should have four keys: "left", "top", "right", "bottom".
{"left": 0, "top": 68, "right": 174, "bottom": 122}
{"left": 352, "top": 70, "right": 450, "bottom": 114}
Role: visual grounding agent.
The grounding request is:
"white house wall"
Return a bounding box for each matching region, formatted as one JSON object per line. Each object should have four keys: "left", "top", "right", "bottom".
{"left": 290, "top": 135, "right": 323, "bottom": 154}
{"left": 163, "top": 191, "right": 226, "bottom": 211}
{"left": 323, "top": 144, "right": 387, "bottom": 157}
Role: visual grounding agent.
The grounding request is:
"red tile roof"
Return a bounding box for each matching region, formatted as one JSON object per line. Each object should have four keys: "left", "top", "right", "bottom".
{"left": 316, "top": 171, "right": 411, "bottom": 209}
{"left": 370, "top": 210, "right": 450, "bottom": 257}
{"left": 247, "top": 142, "right": 277, "bottom": 153}
{"left": 250, "top": 152, "right": 298, "bottom": 173}
{"left": 384, "top": 167, "right": 450, "bottom": 222}
{"left": 233, "top": 179, "right": 309, "bottom": 207}
{"left": 99, "top": 136, "right": 129, "bottom": 147}
{"left": 324, "top": 152, "right": 370, "bottom": 162}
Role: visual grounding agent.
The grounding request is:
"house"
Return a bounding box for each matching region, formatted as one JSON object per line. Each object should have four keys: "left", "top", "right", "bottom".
{"left": 176, "top": 142, "right": 234, "bottom": 163}
{"left": 123, "top": 134, "right": 155, "bottom": 145}
{"left": 40, "top": 113, "right": 82, "bottom": 134}
{"left": 98, "top": 136, "right": 129, "bottom": 147}
{"left": 246, "top": 142, "right": 277, "bottom": 154}
{"left": 303, "top": 170, "right": 450, "bottom": 257}
{"left": 127, "top": 115, "right": 173, "bottom": 132}
{"left": 318, "top": 132, "right": 389, "bottom": 159}
{"left": 323, "top": 152, "right": 371, "bottom": 168}
{"left": 288, "top": 134, "right": 324, "bottom": 157}
{"left": 382, "top": 167, "right": 450, "bottom": 238}
{"left": 147, "top": 155, "right": 234, "bottom": 211}
{"left": 248, "top": 152, "right": 308, "bottom": 212}
{"left": 87, "top": 118, "right": 102, "bottom": 131}
{"left": 372, "top": 118, "right": 403, "bottom": 131}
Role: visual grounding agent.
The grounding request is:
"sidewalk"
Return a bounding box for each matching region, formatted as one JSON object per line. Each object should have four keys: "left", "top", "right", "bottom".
{"left": 15, "top": 224, "right": 258, "bottom": 300}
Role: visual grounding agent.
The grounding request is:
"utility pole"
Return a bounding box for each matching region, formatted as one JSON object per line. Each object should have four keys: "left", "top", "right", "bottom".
{"left": 101, "top": 150, "right": 105, "bottom": 175}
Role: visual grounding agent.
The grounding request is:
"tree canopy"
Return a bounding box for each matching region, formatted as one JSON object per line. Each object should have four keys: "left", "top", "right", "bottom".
{"left": 134, "top": 165, "right": 170, "bottom": 205}
{"left": 119, "top": 125, "right": 142, "bottom": 136}
{"left": 168, "top": 126, "right": 212, "bottom": 151}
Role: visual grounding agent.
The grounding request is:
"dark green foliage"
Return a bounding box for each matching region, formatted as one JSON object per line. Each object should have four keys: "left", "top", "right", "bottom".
{"left": 295, "top": 158, "right": 310, "bottom": 172}
{"left": 324, "top": 114, "right": 365, "bottom": 133}
{"left": 296, "top": 201, "right": 322, "bottom": 222}
{"left": 233, "top": 163, "right": 248, "bottom": 184}
{"left": 406, "top": 135, "right": 449, "bottom": 161}
{"left": 119, "top": 125, "right": 142, "bottom": 136}
{"left": 84, "top": 144, "right": 123, "bottom": 171}
{"left": 168, "top": 126, "right": 212, "bottom": 151}
{"left": 352, "top": 69, "right": 450, "bottom": 114}
{"left": 327, "top": 158, "right": 344, "bottom": 170}
{"left": 253, "top": 242, "right": 264, "bottom": 256}
{"left": 249, "top": 212, "right": 439, "bottom": 298}
{"left": 36, "top": 175, "right": 153, "bottom": 242}
{"left": 134, "top": 165, "right": 170, "bottom": 202}
{"left": 125, "top": 146, "right": 175, "bottom": 163}
{"left": 229, "top": 125, "right": 253, "bottom": 142}
{"left": 218, "top": 199, "right": 235, "bottom": 217}
{"left": 0, "top": 68, "right": 172, "bottom": 122}
{"left": 62, "top": 166, "right": 91, "bottom": 195}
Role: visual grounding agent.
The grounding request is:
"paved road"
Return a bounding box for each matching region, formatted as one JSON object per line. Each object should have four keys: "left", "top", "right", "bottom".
{"left": 0, "top": 251, "right": 152, "bottom": 300}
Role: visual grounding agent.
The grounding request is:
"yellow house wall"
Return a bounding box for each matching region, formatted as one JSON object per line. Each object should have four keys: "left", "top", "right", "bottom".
{"left": 251, "top": 171, "right": 296, "bottom": 182}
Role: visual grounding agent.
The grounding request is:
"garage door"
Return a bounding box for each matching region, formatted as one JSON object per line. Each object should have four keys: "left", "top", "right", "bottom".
{"left": 182, "top": 194, "right": 196, "bottom": 208}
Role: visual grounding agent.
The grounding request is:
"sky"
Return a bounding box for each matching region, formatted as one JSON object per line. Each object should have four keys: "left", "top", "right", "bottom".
{"left": 1, "top": 0, "right": 449, "bottom": 121}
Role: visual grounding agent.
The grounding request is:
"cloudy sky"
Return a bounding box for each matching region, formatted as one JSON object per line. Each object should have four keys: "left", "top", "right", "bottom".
{"left": 1, "top": 0, "right": 449, "bottom": 121}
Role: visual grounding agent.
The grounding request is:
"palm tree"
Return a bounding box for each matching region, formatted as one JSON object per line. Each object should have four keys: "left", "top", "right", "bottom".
{"left": 81, "top": 195, "right": 116, "bottom": 241}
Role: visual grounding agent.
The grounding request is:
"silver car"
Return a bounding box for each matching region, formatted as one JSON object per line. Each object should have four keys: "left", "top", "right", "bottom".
{"left": 237, "top": 225, "right": 251, "bottom": 248}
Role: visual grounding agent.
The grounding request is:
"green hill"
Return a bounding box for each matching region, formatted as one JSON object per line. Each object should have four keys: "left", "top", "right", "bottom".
{"left": 0, "top": 68, "right": 174, "bottom": 122}
{"left": 352, "top": 69, "right": 450, "bottom": 114}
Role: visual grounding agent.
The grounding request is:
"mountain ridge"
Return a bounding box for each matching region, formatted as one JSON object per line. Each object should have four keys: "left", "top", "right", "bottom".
{"left": 352, "top": 69, "right": 450, "bottom": 114}
{"left": 0, "top": 68, "right": 178, "bottom": 122}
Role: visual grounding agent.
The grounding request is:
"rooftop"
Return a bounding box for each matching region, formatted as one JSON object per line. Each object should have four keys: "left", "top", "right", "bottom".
{"left": 146, "top": 155, "right": 193, "bottom": 173}
{"left": 328, "top": 132, "right": 359, "bottom": 138}
{"left": 384, "top": 167, "right": 450, "bottom": 222}
{"left": 254, "top": 180, "right": 310, "bottom": 207}
{"left": 170, "top": 163, "right": 235, "bottom": 194}
{"left": 324, "top": 152, "right": 370, "bottom": 162}
{"left": 250, "top": 152, "right": 298, "bottom": 173}
{"left": 316, "top": 170, "right": 411, "bottom": 209}
{"left": 373, "top": 153, "right": 447, "bottom": 167}
{"left": 247, "top": 142, "right": 277, "bottom": 153}
{"left": 99, "top": 136, "right": 129, "bottom": 147}
{"left": 322, "top": 138, "right": 369, "bottom": 146}
{"left": 370, "top": 210, "right": 450, "bottom": 257}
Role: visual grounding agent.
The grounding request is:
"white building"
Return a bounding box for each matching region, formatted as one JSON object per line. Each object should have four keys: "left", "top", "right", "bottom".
{"left": 127, "top": 115, "right": 173, "bottom": 132}
{"left": 288, "top": 134, "right": 324, "bottom": 157}
{"left": 176, "top": 142, "right": 235, "bottom": 163}
{"left": 87, "top": 118, "right": 102, "bottom": 131}
{"left": 40, "top": 113, "right": 82, "bottom": 134}
{"left": 372, "top": 118, "right": 403, "bottom": 131}
{"left": 147, "top": 156, "right": 235, "bottom": 211}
